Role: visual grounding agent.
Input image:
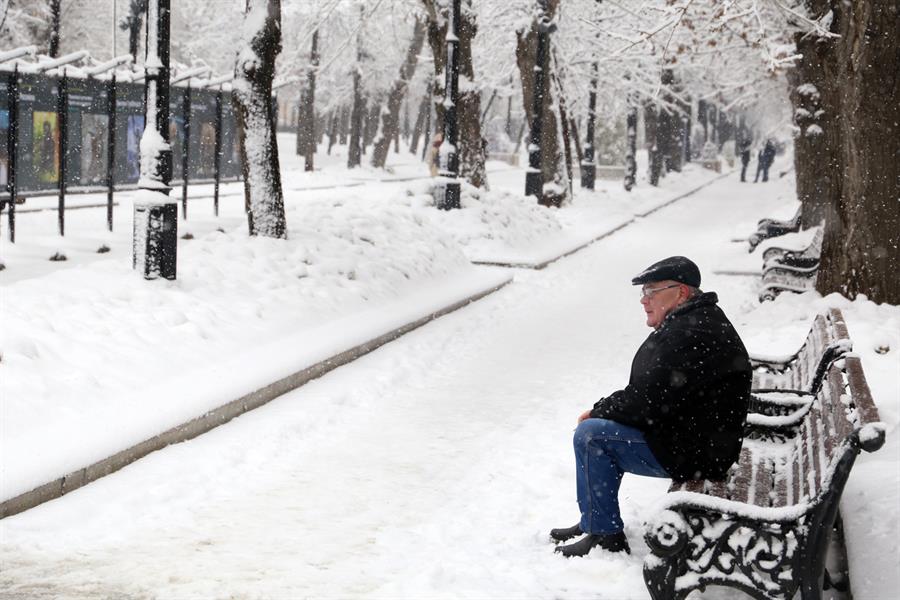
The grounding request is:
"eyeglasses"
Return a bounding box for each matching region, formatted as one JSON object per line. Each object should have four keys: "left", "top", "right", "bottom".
{"left": 640, "top": 284, "right": 680, "bottom": 299}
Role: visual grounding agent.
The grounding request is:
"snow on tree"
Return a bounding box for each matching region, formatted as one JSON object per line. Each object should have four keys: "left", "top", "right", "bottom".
{"left": 233, "top": 0, "right": 287, "bottom": 239}
{"left": 371, "top": 15, "right": 426, "bottom": 169}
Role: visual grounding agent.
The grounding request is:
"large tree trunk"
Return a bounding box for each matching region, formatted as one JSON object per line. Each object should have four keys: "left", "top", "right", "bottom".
{"left": 372, "top": 18, "right": 426, "bottom": 168}
{"left": 514, "top": 0, "right": 568, "bottom": 204}
{"left": 233, "top": 0, "right": 286, "bottom": 239}
{"left": 423, "top": 0, "right": 487, "bottom": 188}
{"left": 788, "top": 3, "right": 838, "bottom": 229}
{"left": 815, "top": 0, "right": 900, "bottom": 303}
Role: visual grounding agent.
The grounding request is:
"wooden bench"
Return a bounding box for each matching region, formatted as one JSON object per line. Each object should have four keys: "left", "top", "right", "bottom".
{"left": 759, "top": 263, "right": 818, "bottom": 302}
{"left": 745, "top": 309, "right": 851, "bottom": 442}
{"left": 643, "top": 355, "right": 885, "bottom": 600}
{"left": 763, "top": 227, "right": 823, "bottom": 270}
{"left": 699, "top": 159, "right": 722, "bottom": 173}
{"left": 748, "top": 207, "right": 802, "bottom": 252}
{"left": 749, "top": 308, "right": 851, "bottom": 394}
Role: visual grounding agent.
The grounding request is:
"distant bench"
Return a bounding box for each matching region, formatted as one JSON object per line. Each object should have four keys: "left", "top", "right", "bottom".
{"left": 699, "top": 159, "right": 722, "bottom": 173}
{"left": 643, "top": 353, "right": 885, "bottom": 600}
{"left": 758, "top": 227, "right": 824, "bottom": 302}
{"left": 748, "top": 207, "right": 802, "bottom": 252}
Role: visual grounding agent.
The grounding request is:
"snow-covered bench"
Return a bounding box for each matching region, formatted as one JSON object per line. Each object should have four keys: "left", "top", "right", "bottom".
{"left": 758, "top": 262, "right": 818, "bottom": 302}
{"left": 749, "top": 308, "right": 851, "bottom": 394}
{"left": 762, "top": 227, "right": 824, "bottom": 270}
{"left": 746, "top": 308, "right": 852, "bottom": 442}
{"left": 643, "top": 355, "right": 885, "bottom": 600}
{"left": 748, "top": 207, "right": 802, "bottom": 252}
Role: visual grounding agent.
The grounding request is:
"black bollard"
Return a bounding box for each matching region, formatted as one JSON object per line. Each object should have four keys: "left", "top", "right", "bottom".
{"left": 133, "top": 202, "right": 177, "bottom": 279}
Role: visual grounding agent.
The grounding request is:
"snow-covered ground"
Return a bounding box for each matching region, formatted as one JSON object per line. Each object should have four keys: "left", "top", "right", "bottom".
{"left": 1, "top": 145, "right": 897, "bottom": 599}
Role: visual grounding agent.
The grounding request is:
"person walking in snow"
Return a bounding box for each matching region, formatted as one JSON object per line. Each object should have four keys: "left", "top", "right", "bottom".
{"left": 551, "top": 256, "right": 751, "bottom": 557}
{"left": 754, "top": 139, "right": 776, "bottom": 183}
{"left": 739, "top": 138, "right": 752, "bottom": 182}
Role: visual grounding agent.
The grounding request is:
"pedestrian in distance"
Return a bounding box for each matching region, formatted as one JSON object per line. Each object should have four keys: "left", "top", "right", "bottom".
{"left": 739, "top": 138, "right": 752, "bottom": 182}
{"left": 550, "top": 256, "right": 751, "bottom": 558}
{"left": 754, "top": 139, "right": 776, "bottom": 183}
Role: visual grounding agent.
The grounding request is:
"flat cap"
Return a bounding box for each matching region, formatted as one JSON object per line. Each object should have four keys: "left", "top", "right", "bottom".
{"left": 631, "top": 256, "right": 701, "bottom": 287}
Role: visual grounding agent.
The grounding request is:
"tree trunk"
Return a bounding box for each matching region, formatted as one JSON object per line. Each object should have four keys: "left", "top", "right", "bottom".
{"left": 788, "top": 9, "right": 837, "bottom": 228}
{"left": 48, "top": 0, "right": 61, "bottom": 57}
{"left": 660, "top": 69, "right": 683, "bottom": 172}
{"left": 645, "top": 102, "right": 662, "bottom": 186}
{"left": 362, "top": 101, "right": 380, "bottom": 153}
{"left": 515, "top": 0, "right": 567, "bottom": 204}
{"left": 815, "top": 0, "right": 900, "bottom": 303}
{"left": 233, "top": 0, "right": 286, "bottom": 239}
{"left": 327, "top": 109, "right": 338, "bottom": 154}
{"left": 348, "top": 66, "right": 364, "bottom": 167}
{"left": 624, "top": 101, "right": 637, "bottom": 191}
{"left": 122, "top": 0, "right": 147, "bottom": 63}
{"left": 299, "top": 30, "right": 319, "bottom": 171}
{"left": 409, "top": 83, "right": 431, "bottom": 155}
{"left": 372, "top": 18, "right": 426, "bottom": 168}
{"left": 423, "top": 0, "right": 487, "bottom": 188}
{"left": 339, "top": 105, "right": 349, "bottom": 145}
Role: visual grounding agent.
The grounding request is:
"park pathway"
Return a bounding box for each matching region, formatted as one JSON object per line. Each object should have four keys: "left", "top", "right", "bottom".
{"left": 0, "top": 173, "right": 792, "bottom": 599}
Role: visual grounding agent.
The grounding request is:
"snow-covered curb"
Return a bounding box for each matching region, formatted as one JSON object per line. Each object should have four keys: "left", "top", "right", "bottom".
{"left": 0, "top": 267, "right": 512, "bottom": 518}
{"left": 468, "top": 169, "right": 733, "bottom": 269}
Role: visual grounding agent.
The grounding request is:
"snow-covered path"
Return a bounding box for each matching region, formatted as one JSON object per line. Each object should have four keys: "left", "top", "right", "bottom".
{"left": 1, "top": 176, "right": 792, "bottom": 599}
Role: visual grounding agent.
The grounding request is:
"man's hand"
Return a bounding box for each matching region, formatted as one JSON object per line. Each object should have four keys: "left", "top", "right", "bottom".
{"left": 577, "top": 409, "right": 592, "bottom": 423}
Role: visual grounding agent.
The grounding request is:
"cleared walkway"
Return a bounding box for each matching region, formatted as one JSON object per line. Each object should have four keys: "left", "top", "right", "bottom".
{"left": 0, "top": 173, "right": 792, "bottom": 599}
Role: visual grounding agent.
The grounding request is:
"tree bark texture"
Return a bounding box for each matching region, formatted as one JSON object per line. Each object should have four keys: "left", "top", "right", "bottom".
{"left": 624, "top": 102, "right": 637, "bottom": 191}
{"left": 301, "top": 29, "right": 319, "bottom": 171}
{"left": 644, "top": 102, "right": 662, "bottom": 186}
{"left": 515, "top": 1, "right": 568, "bottom": 204}
{"left": 660, "top": 69, "right": 683, "bottom": 172}
{"left": 409, "top": 83, "right": 431, "bottom": 155}
{"left": 363, "top": 101, "right": 380, "bottom": 152}
{"left": 233, "top": 0, "right": 286, "bottom": 239}
{"left": 423, "top": 1, "right": 487, "bottom": 188}
{"left": 815, "top": 0, "right": 900, "bottom": 303}
{"left": 48, "top": 0, "right": 61, "bottom": 57}
{"left": 348, "top": 66, "right": 364, "bottom": 167}
{"left": 372, "top": 18, "right": 426, "bottom": 168}
{"left": 788, "top": 34, "right": 834, "bottom": 228}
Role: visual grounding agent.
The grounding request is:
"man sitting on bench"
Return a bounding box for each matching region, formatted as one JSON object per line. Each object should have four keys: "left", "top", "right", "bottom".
{"left": 552, "top": 256, "right": 752, "bottom": 557}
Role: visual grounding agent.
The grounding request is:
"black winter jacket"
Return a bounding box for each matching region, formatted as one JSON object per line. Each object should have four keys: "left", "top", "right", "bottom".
{"left": 590, "top": 292, "right": 751, "bottom": 482}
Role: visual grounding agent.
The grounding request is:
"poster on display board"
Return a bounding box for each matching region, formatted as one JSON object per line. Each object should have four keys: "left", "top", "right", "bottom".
{"left": 0, "top": 109, "right": 9, "bottom": 187}
{"left": 114, "top": 80, "right": 146, "bottom": 185}
{"left": 80, "top": 113, "right": 108, "bottom": 185}
{"left": 125, "top": 114, "right": 144, "bottom": 181}
{"left": 168, "top": 87, "right": 186, "bottom": 181}
{"left": 32, "top": 110, "right": 59, "bottom": 184}
{"left": 188, "top": 88, "right": 217, "bottom": 180}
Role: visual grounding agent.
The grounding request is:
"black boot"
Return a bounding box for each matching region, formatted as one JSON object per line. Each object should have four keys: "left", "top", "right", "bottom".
{"left": 554, "top": 532, "right": 630, "bottom": 557}
{"left": 549, "top": 523, "right": 583, "bottom": 543}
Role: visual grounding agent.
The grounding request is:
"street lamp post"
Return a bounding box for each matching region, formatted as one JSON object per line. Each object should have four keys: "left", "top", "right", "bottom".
{"left": 132, "top": 0, "right": 176, "bottom": 280}
{"left": 436, "top": 0, "right": 461, "bottom": 210}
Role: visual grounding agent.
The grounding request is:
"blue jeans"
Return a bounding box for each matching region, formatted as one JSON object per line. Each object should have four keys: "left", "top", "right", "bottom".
{"left": 574, "top": 418, "right": 669, "bottom": 534}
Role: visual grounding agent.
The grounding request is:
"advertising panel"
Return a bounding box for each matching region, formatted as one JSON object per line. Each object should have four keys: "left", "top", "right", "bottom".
{"left": 80, "top": 114, "right": 109, "bottom": 185}
{"left": 33, "top": 110, "right": 59, "bottom": 184}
